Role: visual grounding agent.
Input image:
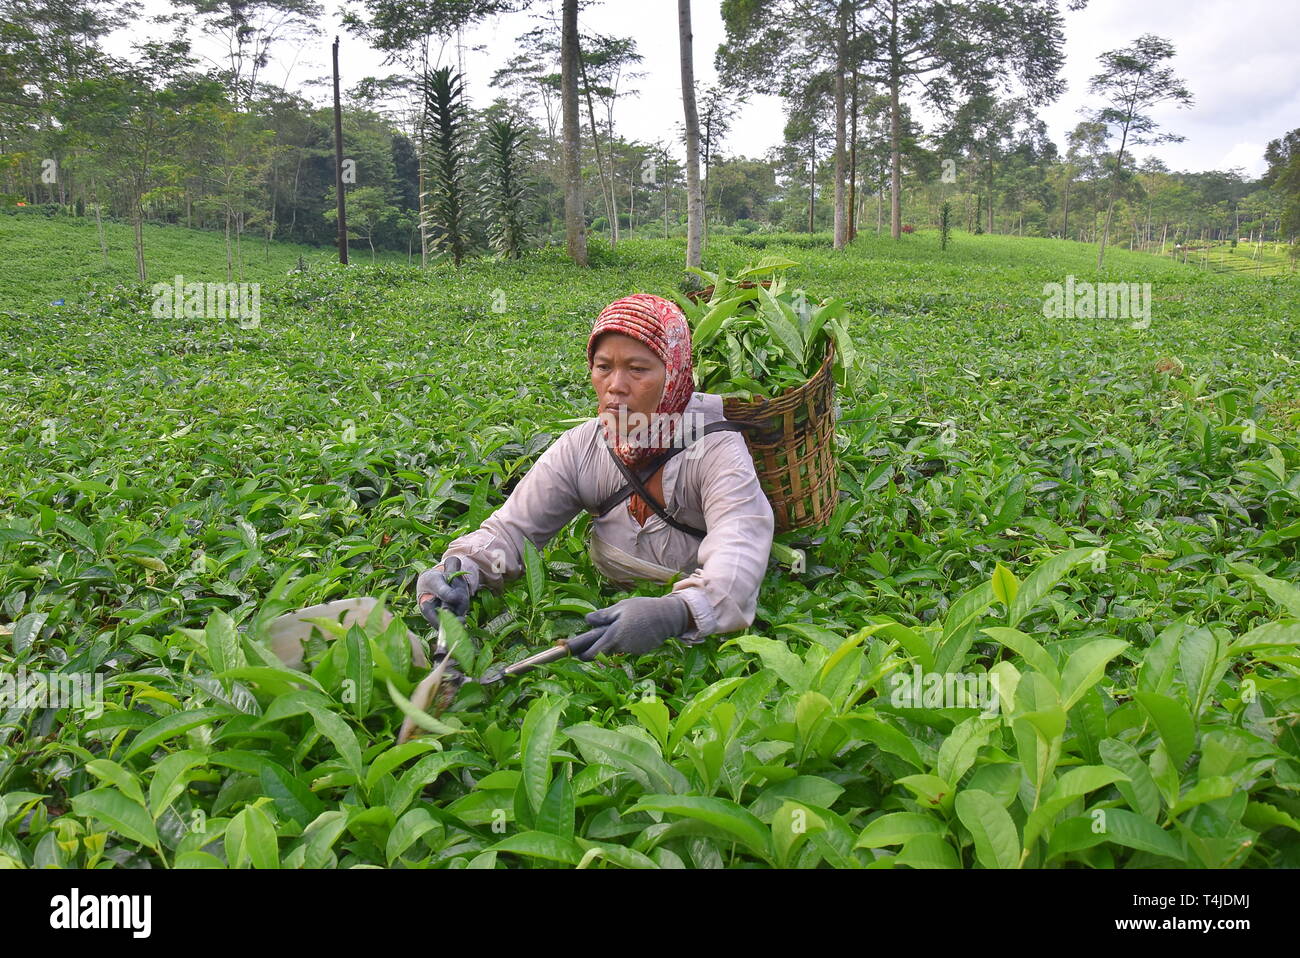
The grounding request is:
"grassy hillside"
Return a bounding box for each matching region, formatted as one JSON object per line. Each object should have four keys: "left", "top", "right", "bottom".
{"left": 1158, "top": 239, "right": 1298, "bottom": 277}
{"left": 0, "top": 209, "right": 407, "bottom": 310}
{"left": 2, "top": 227, "right": 1299, "bottom": 869}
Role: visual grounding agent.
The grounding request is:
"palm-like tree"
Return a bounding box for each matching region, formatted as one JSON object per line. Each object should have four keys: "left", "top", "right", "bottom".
{"left": 478, "top": 116, "right": 533, "bottom": 259}
{"left": 423, "top": 66, "right": 471, "bottom": 266}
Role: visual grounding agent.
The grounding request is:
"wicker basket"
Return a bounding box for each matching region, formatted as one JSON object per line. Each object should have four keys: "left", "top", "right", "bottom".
{"left": 688, "top": 283, "right": 839, "bottom": 533}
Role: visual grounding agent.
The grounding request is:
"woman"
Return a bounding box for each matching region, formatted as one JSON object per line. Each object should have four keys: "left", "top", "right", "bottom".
{"left": 416, "top": 293, "right": 775, "bottom": 662}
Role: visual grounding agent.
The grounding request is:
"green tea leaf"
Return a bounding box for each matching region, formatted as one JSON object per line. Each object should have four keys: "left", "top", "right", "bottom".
{"left": 488, "top": 830, "right": 584, "bottom": 865}
{"left": 535, "top": 771, "right": 575, "bottom": 840}
{"left": 894, "top": 833, "right": 960, "bottom": 869}
{"left": 520, "top": 695, "right": 567, "bottom": 814}
{"left": 1229, "top": 561, "right": 1300, "bottom": 618}
{"left": 991, "top": 563, "right": 1019, "bottom": 609}
{"left": 342, "top": 624, "right": 373, "bottom": 719}
{"left": 386, "top": 808, "right": 440, "bottom": 864}
{"left": 1098, "top": 808, "right": 1185, "bottom": 862}
{"left": 1060, "top": 639, "right": 1128, "bottom": 711}
{"left": 205, "top": 609, "right": 246, "bottom": 675}
{"left": 955, "top": 789, "right": 1021, "bottom": 869}
{"left": 1008, "top": 548, "right": 1095, "bottom": 629}
{"left": 84, "top": 759, "right": 145, "bottom": 806}
{"left": 146, "top": 749, "right": 207, "bottom": 818}
{"left": 982, "top": 627, "right": 1059, "bottom": 685}
{"left": 937, "top": 716, "right": 995, "bottom": 785}
{"left": 564, "top": 724, "right": 688, "bottom": 795}
{"left": 856, "top": 812, "right": 947, "bottom": 848}
{"left": 667, "top": 675, "right": 746, "bottom": 754}
{"left": 226, "top": 803, "right": 280, "bottom": 869}
{"left": 523, "top": 538, "right": 545, "bottom": 612}
{"left": 124, "top": 707, "right": 231, "bottom": 761}
{"left": 628, "top": 795, "right": 773, "bottom": 861}
{"left": 70, "top": 788, "right": 158, "bottom": 850}
{"left": 1133, "top": 691, "right": 1196, "bottom": 768}
{"left": 1099, "top": 738, "right": 1163, "bottom": 820}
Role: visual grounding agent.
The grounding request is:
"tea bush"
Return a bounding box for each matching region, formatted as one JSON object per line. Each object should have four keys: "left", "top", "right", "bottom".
{"left": 2, "top": 221, "right": 1299, "bottom": 868}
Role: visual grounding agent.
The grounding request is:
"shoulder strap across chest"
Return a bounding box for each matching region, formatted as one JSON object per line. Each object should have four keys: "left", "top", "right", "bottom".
{"left": 591, "top": 420, "right": 755, "bottom": 539}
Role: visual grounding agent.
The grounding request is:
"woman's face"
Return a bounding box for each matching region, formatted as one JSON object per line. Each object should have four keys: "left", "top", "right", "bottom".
{"left": 590, "top": 332, "right": 667, "bottom": 419}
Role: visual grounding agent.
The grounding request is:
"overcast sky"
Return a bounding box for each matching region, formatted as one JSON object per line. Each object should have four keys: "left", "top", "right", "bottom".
{"left": 111, "top": 0, "right": 1299, "bottom": 179}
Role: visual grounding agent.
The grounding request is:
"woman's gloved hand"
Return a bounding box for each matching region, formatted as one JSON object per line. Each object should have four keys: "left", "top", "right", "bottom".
{"left": 416, "top": 555, "right": 474, "bottom": 624}
{"left": 566, "top": 595, "right": 691, "bottom": 661}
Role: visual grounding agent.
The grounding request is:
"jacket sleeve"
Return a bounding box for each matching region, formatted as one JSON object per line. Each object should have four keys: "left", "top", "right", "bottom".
{"left": 437, "top": 427, "right": 587, "bottom": 595}
{"left": 668, "top": 434, "right": 775, "bottom": 638}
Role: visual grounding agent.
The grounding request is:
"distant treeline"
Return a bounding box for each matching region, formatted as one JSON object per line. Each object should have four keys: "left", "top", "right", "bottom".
{"left": 3, "top": 0, "right": 1298, "bottom": 278}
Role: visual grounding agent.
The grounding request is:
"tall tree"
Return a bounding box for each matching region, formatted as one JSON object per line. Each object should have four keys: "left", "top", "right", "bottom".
{"left": 580, "top": 32, "right": 643, "bottom": 245}
{"left": 170, "top": 0, "right": 322, "bottom": 109}
{"left": 476, "top": 111, "right": 536, "bottom": 258}
{"left": 1086, "top": 33, "right": 1193, "bottom": 268}
{"left": 489, "top": 18, "right": 638, "bottom": 248}
{"left": 679, "top": 0, "right": 703, "bottom": 269}
{"left": 941, "top": 92, "right": 1039, "bottom": 234}
{"left": 1061, "top": 120, "right": 1108, "bottom": 240}
{"left": 61, "top": 37, "right": 221, "bottom": 281}
{"left": 1263, "top": 128, "right": 1300, "bottom": 241}
{"left": 778, "top": 72, "right": 834, "bottom": 233}
{"left": 343, "top": 0, "right": 518, "bottom": 264}
{"left": 696, "top": 83, "right": 741, "bottom": 235}
{"left": 720, "top": 0, "right": 1076, "bottom": 241}
{"left": 0, "top": 0, "right": 139, "bottom": 207}
{"left": 561, "top": 0, "right": 587, "bottom": 265}
{"left": 423, "top": 65, "right": 472, "bottom": 265}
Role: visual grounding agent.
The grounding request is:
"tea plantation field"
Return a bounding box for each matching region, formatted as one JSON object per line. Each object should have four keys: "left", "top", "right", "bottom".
{"left": 2, "top": 218, "right": 1300, "bottom": 869}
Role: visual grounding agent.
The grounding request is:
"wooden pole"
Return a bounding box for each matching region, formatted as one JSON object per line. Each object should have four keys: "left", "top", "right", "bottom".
{"left": 333, "top": 36, "right": 348, "bottom": 265}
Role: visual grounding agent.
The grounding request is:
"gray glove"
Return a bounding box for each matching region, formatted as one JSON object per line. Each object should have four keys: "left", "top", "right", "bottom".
{"left": 566, "top": 595, "right": 692, "bottom": 661}
{"left": 416, "top": 555, "right": 474, "bottom": 624}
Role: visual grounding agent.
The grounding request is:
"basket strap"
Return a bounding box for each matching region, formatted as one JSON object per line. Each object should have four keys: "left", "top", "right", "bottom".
{"left": 592, "top": 421, "right": 754, "bottom": 539}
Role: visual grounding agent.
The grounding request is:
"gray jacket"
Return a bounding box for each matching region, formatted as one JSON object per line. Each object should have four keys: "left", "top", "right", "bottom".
{"left": 441, "top": 392, "right": 775, "bottom": 641}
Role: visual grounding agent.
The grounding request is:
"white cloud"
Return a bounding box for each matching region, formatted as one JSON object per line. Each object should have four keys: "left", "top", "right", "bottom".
{"left": 1219, "top": 142, "right": 1266, "bottom": 178}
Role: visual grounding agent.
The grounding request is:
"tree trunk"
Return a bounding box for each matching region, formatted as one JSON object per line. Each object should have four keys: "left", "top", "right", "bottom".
{"left": 266, "top": 153, "right": 278, "bottom": 261}
{"left": 607, "top": 95, "right": 625, "bottom": 243}
{"left": 235, "top": 211, "right": 244, "bottom": 282}
{"left": 986, "top": 147, "right": 994, "bottom": 234}
{"left": 888, "top": 0, "right": 902, "bottom": 239}
{"left": 578, "top": 51, "right": 616, "bottom": 246}
{"left": 1097, "top": 120, "right": 1130, "bottom": 269}
{"left": 132, "top": 190, "right": 146, "bottom": 282}
{"left": 290, "top": 152, "right": 302, "bottom": 236}
{"left": 877, "top": 158, "right": 884, "bottom": 234}
{"left": 808, "top": 128, "right": 816, "bottom": 232}
{"left": 333, "top": 36, "right": 348, "bottom": 265}
{"left": 225, "top": 211, "right": 234, "bottom": 282}
{"left": 888, "top": 72, "right": 901, "bottom": 239}
{"left": 92, "top": 175, "right": 109, "bottom": 266}
{"left": 701, "top": 113, "right": 714, "bottom": 238}
{"left": 832, "top": 0, "right": 849, "bottom": 249}
{"left": 848, "top": 57, "right": 858, "bottom": 242}
{"left": 417, "top": 140, "right": 428, "bottom": 267}
{"left": 562, "top": 0, "right": 588, "bottom": 266}
{"left": 663, "top": 148, "right": 670, "bottom": 239}
{"left": 1062, "top": 173, "right": 1070, "bottom": 238}
{"left": 679, "top": 0, "right": 704, "bottom": 269}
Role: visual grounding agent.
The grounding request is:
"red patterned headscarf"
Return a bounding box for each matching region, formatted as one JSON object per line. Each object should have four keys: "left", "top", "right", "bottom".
{"left": 587, "top": 293, "right": 695, "bottom": 471}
